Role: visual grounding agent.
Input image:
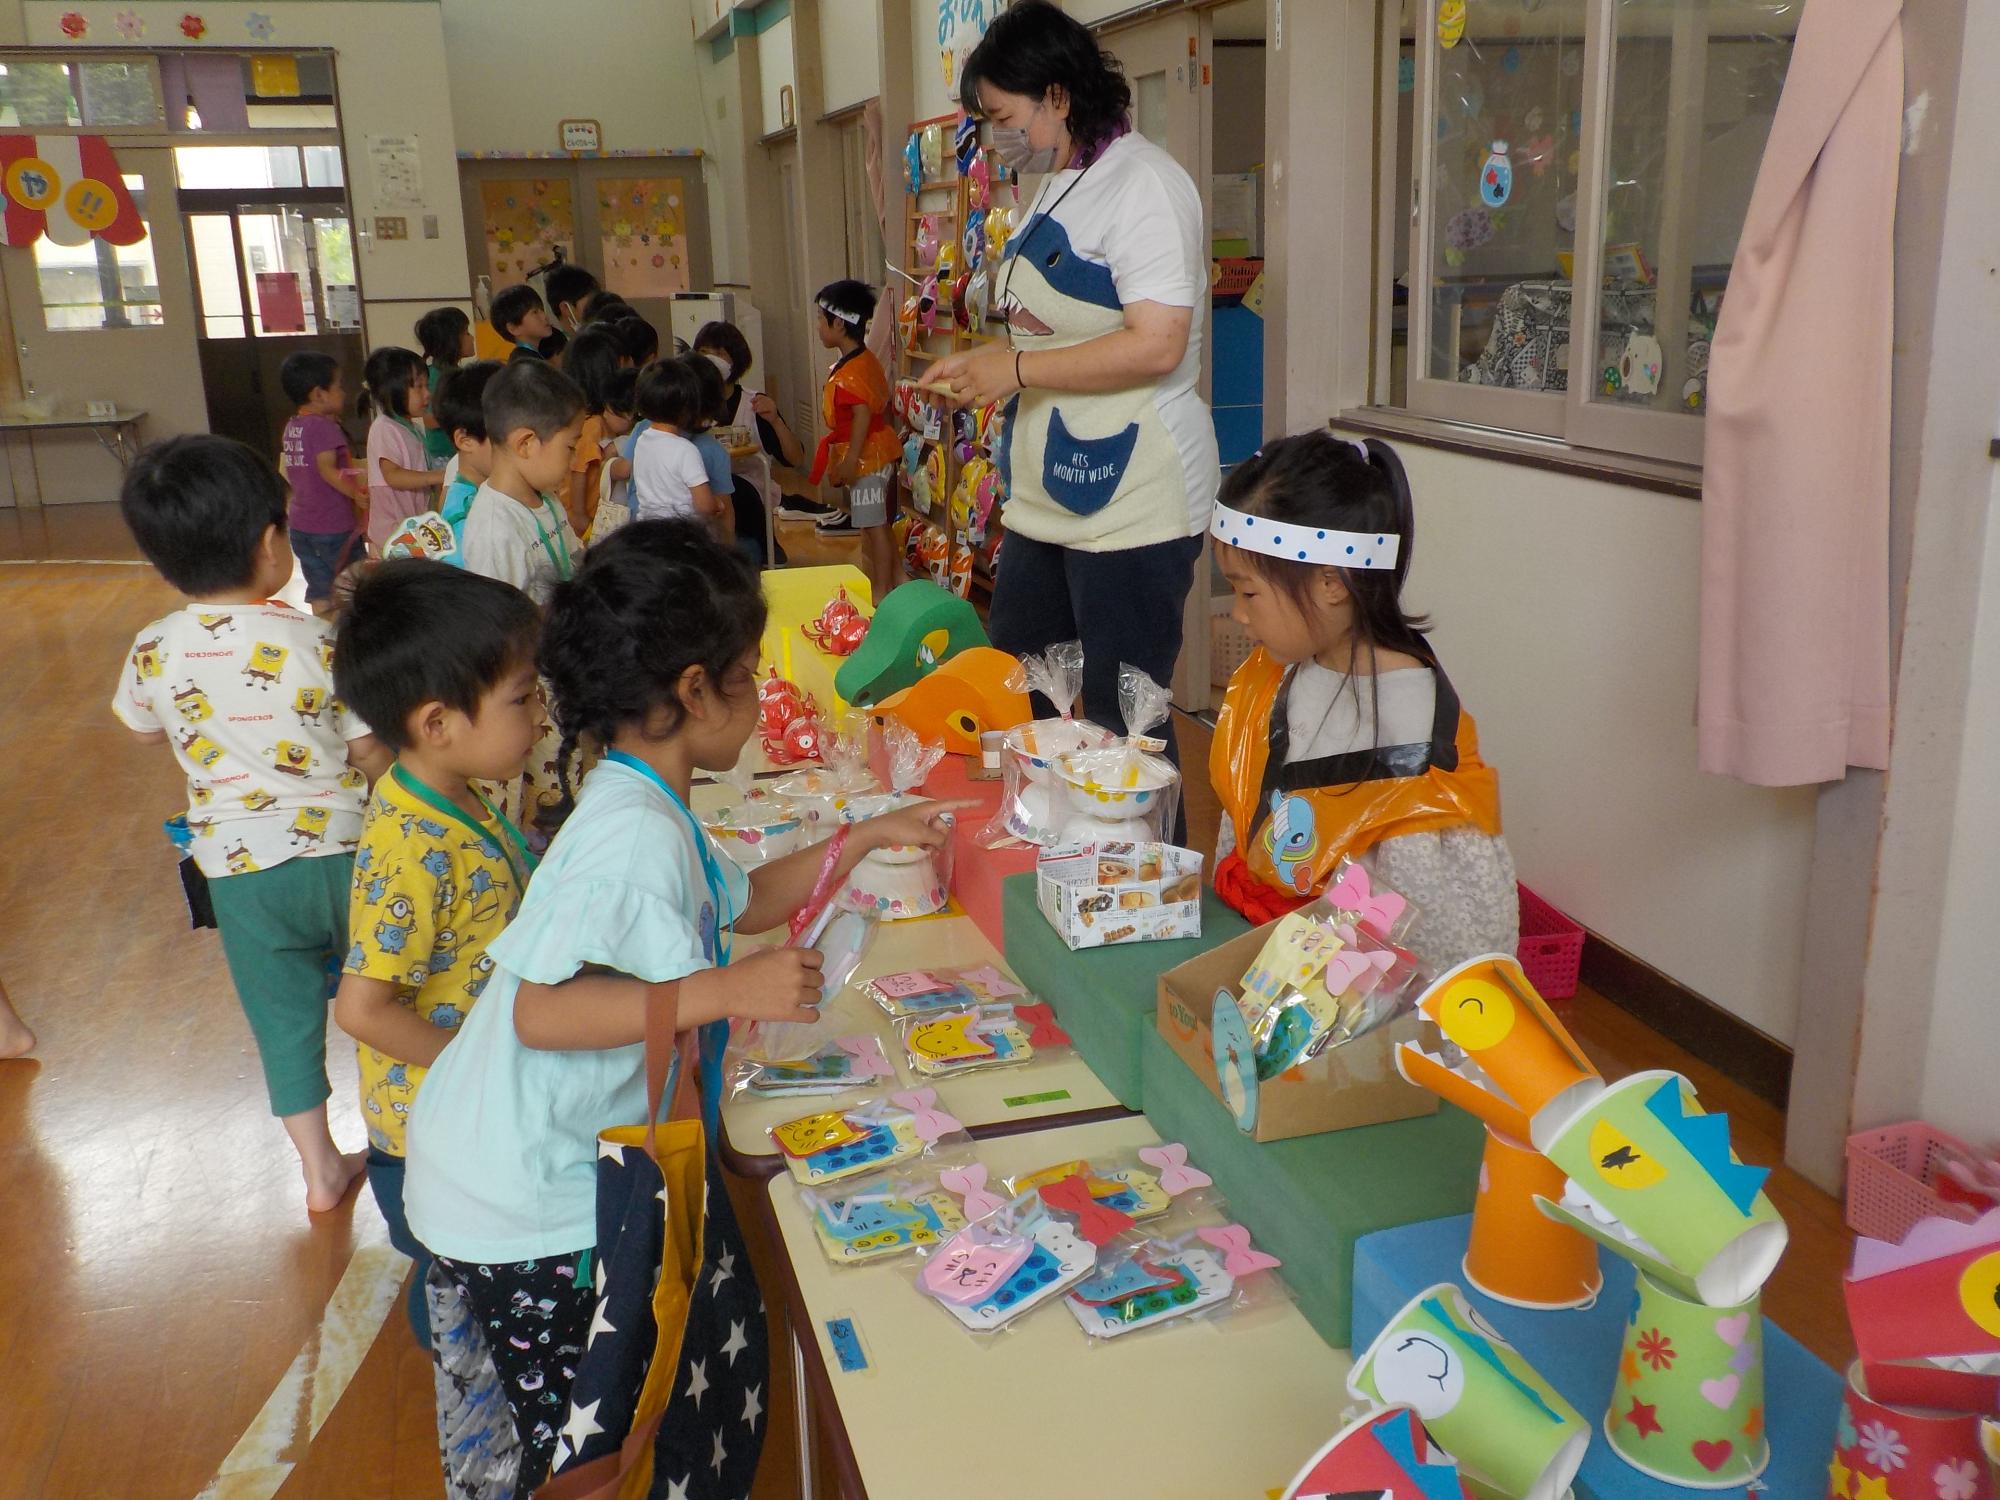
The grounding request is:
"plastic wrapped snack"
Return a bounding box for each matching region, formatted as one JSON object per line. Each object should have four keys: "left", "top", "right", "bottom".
{"left": 913, "top": 1188, "right": 1097, "bottom": 1334}
{"left": 980, "top": 642, "right": 1115, "bottom": 848}
{"left": 897, "top": 1000, "right": 1071, "bottom": 1079}
{"left": 797, "top": 1169, "right": 971, "bottom": 1267}
{"left": 838, "top": 724, "right": 954, "bottom": 920}
{"left": 769, "top": 1088, "right": 972, "bottom": 1189}
{"left": 1064, "top": 1223, "right": 1286, "bottom": 1343}
{"left": 733, "top": 1033, "right": 894, "bottom": 1100}
{"left": 859, "top": 962, "right": 1030, "bottom": 1019}
{"left": 1053, "top": 665, "right": 1183, "bottom": 845}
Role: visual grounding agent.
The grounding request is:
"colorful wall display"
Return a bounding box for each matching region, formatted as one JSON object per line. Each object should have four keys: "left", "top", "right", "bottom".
{"left": 478, "top": 177, "right": 572, "bottom": 284}
{"left": 595, "top": 176, "right": 688, "bottom": 299}
{"left": 0, "top": 134, "right": 145, "bottom": 246}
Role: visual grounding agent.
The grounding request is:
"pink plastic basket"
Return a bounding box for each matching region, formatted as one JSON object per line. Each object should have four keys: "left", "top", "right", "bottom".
{"left": 1844, "top": 1121, "right": 1986, "bottom": 1244}
{"left": 1516, "top": 883, "right": 1585, "bottom": 1000}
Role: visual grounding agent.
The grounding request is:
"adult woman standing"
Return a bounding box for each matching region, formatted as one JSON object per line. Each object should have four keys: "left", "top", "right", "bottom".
{"left": 928, "top": 0, "right": 1217, "bottom": 769}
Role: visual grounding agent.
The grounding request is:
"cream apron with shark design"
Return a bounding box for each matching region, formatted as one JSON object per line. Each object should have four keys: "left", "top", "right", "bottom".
{"left": 997, "top": 132, "right": 1218, "bottom": 553}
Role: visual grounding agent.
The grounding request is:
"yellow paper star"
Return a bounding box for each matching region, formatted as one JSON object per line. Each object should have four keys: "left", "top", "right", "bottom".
{"left": 1854, "top": 1473, "right": 1891, "bottom": 1500}
{"left": 1826, "top": 1453, "right": 1852, "bottom": 1498}
{"left": 1620, "top": 1348, "right": 1642, "bottom": 1386}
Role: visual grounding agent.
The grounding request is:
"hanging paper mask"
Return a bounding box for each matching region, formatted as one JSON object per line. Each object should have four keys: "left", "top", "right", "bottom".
{"left": 954, "top": 112, "right": 980, "bottom": 174}
{"left": 968, "top": 152, "right": 992, "bottom": 208}
{"left": 915, "top": 216, "right": 941, "bottom": 267}
{"left": 1844, "top": 1208, "right": 2000, "bottom": 1413}
{"left": 904, "top": 132, "right": 924, "bottom": 194}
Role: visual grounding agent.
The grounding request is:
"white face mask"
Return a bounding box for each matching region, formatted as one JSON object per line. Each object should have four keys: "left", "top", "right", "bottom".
{"left": 703, "top": 351, "right": 734, "bottom": 381}
{"left": 990, "top": 102, "right": 1062, "bottom": 174}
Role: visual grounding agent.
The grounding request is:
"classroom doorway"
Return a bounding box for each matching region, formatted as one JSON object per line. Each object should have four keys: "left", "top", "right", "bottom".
{"left": 457, "top": 156, "right": 713, "bottom": 350}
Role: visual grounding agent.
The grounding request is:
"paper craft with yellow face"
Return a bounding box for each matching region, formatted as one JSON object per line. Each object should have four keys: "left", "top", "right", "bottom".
{"left": 1844, "top": 1206, "right": 2000, "bottom": 1413}
{"left": 1403, "top": 953, "right": 1602, "bottom": 1149}
{"left": 907, "top": 1015, "right": 997, "bottom": 1065}
{"left": 772, "top": 1111, "right": 864, "bottom": 1159}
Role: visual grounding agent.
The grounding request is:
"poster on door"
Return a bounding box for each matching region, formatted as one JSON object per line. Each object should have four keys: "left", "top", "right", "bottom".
{"left": 255, "top": 271, "right": 307, "bottom": 333}
{"left": 595, "top": 177, "right": 689, "bottom": 300}
{"left": 480, "top": 177, "right": 574, "bottom": 284}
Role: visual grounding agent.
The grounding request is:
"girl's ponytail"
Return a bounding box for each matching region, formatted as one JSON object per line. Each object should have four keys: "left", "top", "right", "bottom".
{"left": 1361, "top": 436, "right": 1417, "bottom": 595}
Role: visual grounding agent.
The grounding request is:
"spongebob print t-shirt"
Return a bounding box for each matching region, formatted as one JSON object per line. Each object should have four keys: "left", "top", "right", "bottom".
{"left": 996, "top": 130, "right": 1218, "bottom": 552}
{"left": 112, "top": 602, "right": 370, "bottom": 878}
{"left": 343, "top": 770, "right": 525, "bottom": 1156}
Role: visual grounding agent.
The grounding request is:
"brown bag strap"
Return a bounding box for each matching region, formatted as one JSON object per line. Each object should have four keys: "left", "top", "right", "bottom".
{"left": 643, "top": 977, "right": 700, "bottom": 1162}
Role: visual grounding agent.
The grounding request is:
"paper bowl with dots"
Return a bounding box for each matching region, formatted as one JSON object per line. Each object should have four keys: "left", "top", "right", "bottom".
{"left": 702, "top": 796, "right": 806, "bottom": 866}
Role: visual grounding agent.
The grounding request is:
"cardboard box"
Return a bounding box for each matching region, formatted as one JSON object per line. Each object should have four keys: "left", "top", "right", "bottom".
{"left": 1036, "top": 841, "right": 1205, "bottom": 950}
{"left": 1156, "top": 920, "right": 1439, "bottom": 1143}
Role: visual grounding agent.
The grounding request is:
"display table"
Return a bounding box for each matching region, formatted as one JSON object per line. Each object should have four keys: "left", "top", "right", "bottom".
{"left": 1000, "top": 871, "right": 1251, "bottom": 1108}
{"left": 764, "top": 1115, "right": 1353, "bottom": 1500}
{"left": 717, "top": 911, "right": 1127, "bottom": 1178}
{"left": 1139, "top": 1024, "right": 1483, "bottom": 1348}
{"left": 1351, "top": 1215, "right": 1843, "bottom": 1500}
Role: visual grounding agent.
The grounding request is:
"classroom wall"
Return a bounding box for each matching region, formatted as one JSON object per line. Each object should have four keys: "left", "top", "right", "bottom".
{"left": 758, "top": 14, "right": 796, "bottom": 136}
{"left": 1212, "top": 46, "right": 1265, "bottom": 175}
{"left": 819, "top": 0, "right": 882, "bottom": 115}
{"left": 908, "top": 0, "right": 955, "bottom": 119}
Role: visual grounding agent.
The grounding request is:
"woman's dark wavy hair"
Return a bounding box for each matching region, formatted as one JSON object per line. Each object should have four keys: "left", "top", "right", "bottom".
{"left": 959, "top": 0, "right": 1132, "bottom": 156}
{"left": 538, "top": 519, "right": 768, "bottom": 824}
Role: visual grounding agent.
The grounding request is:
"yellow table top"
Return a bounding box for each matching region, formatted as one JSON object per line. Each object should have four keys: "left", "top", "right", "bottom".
{"left": 766, "top": 1115, "right": 1353, "bottom": 1500}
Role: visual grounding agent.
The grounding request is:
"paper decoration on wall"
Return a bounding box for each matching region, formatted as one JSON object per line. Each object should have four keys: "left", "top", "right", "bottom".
{"left": 1437, "top": 0, "right": 1466, "bottom": 48}
{"left": 180, "top": 14, "right": 206, "bottom": 40}
{"left": 58, "top": 11, "right": 85, "bottom": 38}
{"left": 1445, "top": 208, "right": 1494, "bottom": 253}
{"left": 1279, "top": 1406, "right": 1471, "bottom": 1500}
{"left": 246, "top": 11, "right": 275, "bottom": 40}
{"left": 0, "top": 136, "right": 145, "bottom": 247}
{"left": 1607, "top": 1271, "right": 1770, "bottom": 1487}
{"left": 368, "top": 134, "right": 423, "bottom": 211}
{"left": 938, "top": 0, "right": 1002, "bottom": 93}
{"left": 249, "top": 55, "right": 301, "bottom": 99}
{"left": 114, "top": 9, "right": 145, "bottom": 39}
{"left": 1480, "top": 141, "right": 1514, "bottom": 209}
{"left": 596, "top": 178, "right": 688, "bottom": 299}
{"left": 1845, "top": 1208, "right": 2000, "bottom": 1414}
{"left": 1616, "top": 333, "right": 1663, "bottom": 397}
{"left": 480, "top": 177, "right": 574, "bottom": 284}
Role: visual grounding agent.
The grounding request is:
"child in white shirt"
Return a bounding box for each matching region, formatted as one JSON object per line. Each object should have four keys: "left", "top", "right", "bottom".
{"left": 630, "top": 356, "right": 718, "bottom": 526}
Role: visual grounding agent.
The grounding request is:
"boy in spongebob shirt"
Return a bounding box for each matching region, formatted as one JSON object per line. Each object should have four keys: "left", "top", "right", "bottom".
{"left": 330, "top": 560, "right": 542, "bottom": 1341}
{"left": 114, "top": 435, "right": 391, "bottom": 1215}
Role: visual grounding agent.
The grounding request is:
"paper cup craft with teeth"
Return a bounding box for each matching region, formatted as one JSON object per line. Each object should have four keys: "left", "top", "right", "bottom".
{"left": 1535, "top": 1069, "right": 1789, "bottom": 1309}
{"left": 1844, "top": 1206, "right": 2000, "bottom": 1414}
{"left": 1826, "top": 1360, "right": 1997, "bottom": 1500}
{"left": 1603, "top": 1270, "right": 1769, "bottom": 1489}
{"left": 1348, "top": 1283, "right": 1588, "bottom": 1500}
{"left": 1278, "top": 1406, "right": 1471, "bottom": 1500}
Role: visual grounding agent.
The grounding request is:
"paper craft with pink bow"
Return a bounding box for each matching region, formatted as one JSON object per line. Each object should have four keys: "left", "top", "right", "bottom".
{"left": 1845, "top": 1207, "right": 2000, "bottom": 1412}
{"left": 1040, "top": 1173, "right": 1138, "bottom": 1247}
{"left": 1138, "top": 1143, "right": 1213, "bottom": 1196}
{"left": 889, "top": 1088, "right": 963, "bottom": 1143}
{"left": 938, "top": 1164, "right": 1007, "bottom": 1222}
{"left": 1325, "top": 939, "right": 1398, "bottom": 994}
{"left": 1014, "top": 1002, "right": 1071, "bottom": 1049}
{"left": 921, "top": 1224, "right": 1030, "bottom": 1304}
{"left": 836, "top": 1035, "right": 893, "bottom": 1081}
{"left": 1324, "top": 863, "right": 1411, "bottom": 942}
{"left": 1197, "top": 1223, "right": 1282, "bottom": 1277}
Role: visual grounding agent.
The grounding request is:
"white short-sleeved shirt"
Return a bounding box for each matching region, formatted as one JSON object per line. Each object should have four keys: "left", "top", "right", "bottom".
{"left": 111, "top": 602, "right": 371, "bottom": 876}
{"left": 631, "top": 427, "right": 711, "bottom": 522}
{"left": 404, "top": 756, "right": 752, "bottom": 1264}
{"left": 997, "top": 130, "right": 1218, "bottom": 551}
{"left": 458, "top": 483, "right": 580, "bottom": 608}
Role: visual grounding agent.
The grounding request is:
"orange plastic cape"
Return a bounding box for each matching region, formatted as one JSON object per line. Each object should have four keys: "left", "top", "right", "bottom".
{"left": 811, "top": 349, "right": 903, "bottom": 482}
{"left": 1211, "top": 647, "right": 1502, "bottom": 924}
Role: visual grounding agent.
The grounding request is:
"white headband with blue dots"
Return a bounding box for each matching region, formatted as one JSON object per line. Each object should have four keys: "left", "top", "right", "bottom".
{"left": 1209, "top": 502, "right": 1401, "bottom": 570}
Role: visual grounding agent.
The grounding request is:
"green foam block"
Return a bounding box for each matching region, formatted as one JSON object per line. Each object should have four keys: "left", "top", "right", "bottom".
{"left": 1001, "top": 872, "right": 1251, "bottom": 1109}
{"left": 834, "top": 580, "right": 988, "bottom": 707}
{"left": 1138, "top": 1023, "right": 1484, "bottom": 1348}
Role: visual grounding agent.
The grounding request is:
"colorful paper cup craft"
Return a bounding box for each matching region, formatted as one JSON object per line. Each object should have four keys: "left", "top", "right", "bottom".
{"left": 1603, "top": 1271, "right": 1769, "bottom": 1489}
{"left": 1827, "top": 1361, "right": 1997, "bottom": 1500}
{"left": 1350, "top": 1284, "right": 1588, "bottom": 1500}
{"left": 805, "top": 1179, "right": 970, "bottom": 1267}
{"left": 833, "top": 580, "right": 988, "bottom": 708}
{"left": 919, "top": 1212, "right": 1096, "bottom": 1333}
{"left": 1278, "top": 1405, "right": 1472, "bottom": 1500}
{"left": 1535, "top": 1069, "right": 1789, "bottom": 1309}
{"left": 1463, "top": 1127, "right": 1603, "bottom": 1312}
{"left": 1844, "top": 1207, "right": 2000, "bottom": 1414}
{"left": 1406, "top": 953, "right": 1604, "bottom": 1149}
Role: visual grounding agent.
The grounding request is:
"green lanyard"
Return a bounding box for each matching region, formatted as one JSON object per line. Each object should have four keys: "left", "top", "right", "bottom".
{"left": 528, "top": 495, "right": 575, "bottom": 581}
{"left": 390, "top": 764, "right": 538, "bottom": 893}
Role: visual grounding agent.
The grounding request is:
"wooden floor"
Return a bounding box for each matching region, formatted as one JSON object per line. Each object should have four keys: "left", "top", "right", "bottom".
{"left": 0, "top": 504, "right": 1851, "bottom": 1499}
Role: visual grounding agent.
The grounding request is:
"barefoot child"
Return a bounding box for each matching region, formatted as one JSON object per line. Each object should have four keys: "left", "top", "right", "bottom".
{"left": 332, "top": 561, "right": 543, "bottom": 1342}
{"left": 114, "top": 435, "right": 392, "bottom": 1213}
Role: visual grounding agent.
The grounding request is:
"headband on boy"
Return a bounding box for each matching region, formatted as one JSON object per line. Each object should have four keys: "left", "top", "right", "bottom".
{"left": 1210, "top": 503, "right": 1402, "bottom": 570}
{"left": 817, "top": 295, "right": 863, "bottom": 328}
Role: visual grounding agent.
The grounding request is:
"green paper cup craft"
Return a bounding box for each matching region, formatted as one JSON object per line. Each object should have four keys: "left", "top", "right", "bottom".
{"left": 1534, "top": 1069, "right": 1788, "bottom": 1308}
{"left": 833, "top": 580, "right": 988, "bottom": 708}
{"left": 1348, "top": 1282, "right": 1588, "bottom": 1500}
{"left": 1605, "top": 1272, "right": 1769, "bottom": 1489}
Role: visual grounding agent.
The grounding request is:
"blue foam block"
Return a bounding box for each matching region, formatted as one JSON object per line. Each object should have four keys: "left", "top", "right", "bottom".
{"left": 1351, "top": 1215, "right": 1842, "bottom": 1500}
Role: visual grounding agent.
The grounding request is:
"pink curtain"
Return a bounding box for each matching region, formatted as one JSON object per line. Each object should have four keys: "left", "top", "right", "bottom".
{"left": 1698, "top": 0, "right": 1902, "bottom": 786}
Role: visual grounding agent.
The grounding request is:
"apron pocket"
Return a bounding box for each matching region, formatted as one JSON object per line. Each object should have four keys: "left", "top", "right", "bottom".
{"left": 1041, "top": 406, "right": 1140, "bottom": 517}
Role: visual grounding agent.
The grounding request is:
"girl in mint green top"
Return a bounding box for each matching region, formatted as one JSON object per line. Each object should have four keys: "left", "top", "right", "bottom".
{"left": 403, "top": 519, "right": 965, "bottom": 1486}
{"left": 416, "top": 306, "right": 473, "bottom": 467}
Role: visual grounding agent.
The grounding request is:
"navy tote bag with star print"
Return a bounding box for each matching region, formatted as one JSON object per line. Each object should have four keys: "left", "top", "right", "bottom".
{"left": 537, "top": 985, "right": 767, "bottom": 1500}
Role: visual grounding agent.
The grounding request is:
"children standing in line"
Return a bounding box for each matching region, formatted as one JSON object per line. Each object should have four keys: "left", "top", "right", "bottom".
{"left": 489, "top": 284, "right": 554, "bottom": 363}
{"left": 435, "top": 358, "right": 505, "bottom": 548}
{"left": 362, "top": 347, "right": 447, "bottom": 553}
{"left": 610, "top": 313, "right": 659, "bottom": 369}
{"left": 1209, "top": 432, "right": 1516, "bottom": 969}
{"left": 459, "top": 360, "right": 585, "bottom": 609}
{"left": 811, "top": 280, "right": 903, "bottom": 599}
{"left": 404, "top": 519, "right": 967, "bottom": 1490}
{"left": 685, "top": 351, "right": 765, "bottom": 567}
{"left": 113, "top": 434, "right": 392, "bottom": 1214}
{"left": 560, "top": 325, "right": 624, "bottom": 537}
{"left": 332, "top": 560, "right": 543, "bottom": 1342}
{"left": 630, "top": 357, "right": 718, "bottom": 530}
{"left": 542, "top": 262, "right": 600, "bottom": 339}
{"left": 586, "top": 366, "right": 639, "bottom": 542}
{"left": 278, "top": 350, "right": 370, "bottom": 614}
{"left": 415, "top": 306, "right": 474, "bottom": 470}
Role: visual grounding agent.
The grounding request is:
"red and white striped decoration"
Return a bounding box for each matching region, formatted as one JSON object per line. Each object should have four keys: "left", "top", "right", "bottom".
{"left": 0, "top": 134, "right": 146, "bottom": 246}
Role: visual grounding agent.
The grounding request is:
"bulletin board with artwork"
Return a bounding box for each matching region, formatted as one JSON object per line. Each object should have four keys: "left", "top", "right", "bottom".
{"left": 478, "top": 176, "right": 574, "bottom": 285}
{"left": 594, "top": 176, "right": 690, "bottom": 300}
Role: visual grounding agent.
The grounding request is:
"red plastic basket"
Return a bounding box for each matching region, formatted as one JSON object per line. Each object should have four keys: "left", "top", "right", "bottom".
{"left": 1516, "top": 883, "right": 1585, "bottom": 1000}
{"left": 1844, "top": 1121, "right": 1986, "bottom": 1244}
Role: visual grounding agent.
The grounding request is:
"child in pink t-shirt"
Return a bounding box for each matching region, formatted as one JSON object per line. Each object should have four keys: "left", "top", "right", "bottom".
{"left": 362, "top": 346, "right": 446, "bottom": 550}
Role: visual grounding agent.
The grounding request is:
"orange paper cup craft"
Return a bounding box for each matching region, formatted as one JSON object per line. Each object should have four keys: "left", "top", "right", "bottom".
{"left": 1411, "top": 952, "right": 1604, "bottom": 1151}
{"left": 1463, "top": 1126, "right": 1604, "bottom": 1311}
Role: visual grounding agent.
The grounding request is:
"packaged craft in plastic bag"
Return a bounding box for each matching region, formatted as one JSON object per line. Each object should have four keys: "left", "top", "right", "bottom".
{"left": 702, "top": 771, "right": 807, "bottom": 866}
{"left": 837, "top": 723, "right": 953, "bottom": 920}
{"left": 732, "top": 1033, "right": 894, "bottom": 1100}
{"left": 995, "top": 1141, "right": 1219, "bottom": 1234}
{"left": 797, "top": 1169, "right": 971, "bottom": 1267}
{"left": 1238, "top": 908, "right": 1420, "bottom": 1079}
{"left": 913, "top": 1188, "right": 1098, "bottom": 1333}
{"left": 770, "top": 1088, "right": 972, "bottom": 1189}
{"left": 898, "top": 1000, "right": 1071, "bottom": 1079}
{"left": 1053, "top": 665, "right": 1182, "bottom": 845}
{"left": 1065, "top": 1222, "right": 1287, "bottom": 1343}
{"left": 981, "top": 641, "right": 1115, "bottom": 848}
{"left": 770, "top": 757, "right": 880, "bottom": 828}
{"left": 859, "top": 962, "right": 1030, "bottom": 1019}
{"left": 734, "top": 846, "right": 880, "bottom": 1066}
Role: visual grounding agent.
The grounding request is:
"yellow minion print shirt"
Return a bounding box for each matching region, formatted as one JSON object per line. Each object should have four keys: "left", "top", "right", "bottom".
{"left": 343, "top": 769, "right": 526, "bottom": 1156}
